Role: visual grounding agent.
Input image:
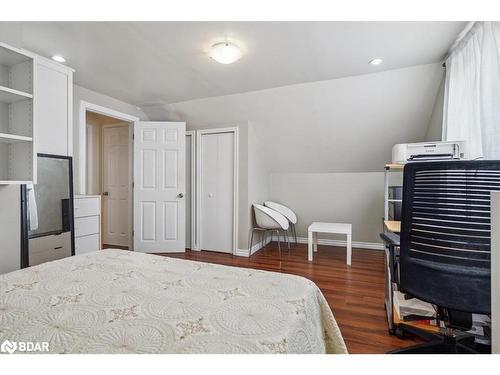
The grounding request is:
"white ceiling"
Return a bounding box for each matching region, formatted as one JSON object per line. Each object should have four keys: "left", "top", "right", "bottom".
{"left": 0, "top": 21, "right": 465, "bottom": 106}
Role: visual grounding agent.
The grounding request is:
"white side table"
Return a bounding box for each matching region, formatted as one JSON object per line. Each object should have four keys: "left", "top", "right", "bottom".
{"left": 308, "top": 222, "right": 352, "bottom": 265}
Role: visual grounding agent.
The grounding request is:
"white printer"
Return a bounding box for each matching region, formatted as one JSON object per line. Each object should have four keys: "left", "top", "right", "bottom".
{"left": 392, "top": 141, "right": 467, "bottom": 164}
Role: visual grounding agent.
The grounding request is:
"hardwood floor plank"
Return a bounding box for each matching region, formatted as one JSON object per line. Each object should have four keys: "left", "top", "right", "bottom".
{"left": 160, "top": 243, "right": 423, "bottom": 353}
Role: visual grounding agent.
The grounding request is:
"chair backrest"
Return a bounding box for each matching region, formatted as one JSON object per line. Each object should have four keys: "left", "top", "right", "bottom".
{"left": 400, "top": 160, "right": 500, "bottom": 314}
{"left": 253, "top": 204, "right": 289, "bottom": 230}
{"left": 264, "top": 201, "right": 297, "bottom": 224}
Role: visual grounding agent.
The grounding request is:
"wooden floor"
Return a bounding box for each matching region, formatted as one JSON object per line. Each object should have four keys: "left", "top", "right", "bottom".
{"left": 162, "top": 242, "right": 423, "bottom": 354}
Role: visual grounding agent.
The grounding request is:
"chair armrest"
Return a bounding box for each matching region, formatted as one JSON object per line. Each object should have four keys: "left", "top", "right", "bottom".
{"left": 380, "top": 232, "right": 400, "bottom": 247}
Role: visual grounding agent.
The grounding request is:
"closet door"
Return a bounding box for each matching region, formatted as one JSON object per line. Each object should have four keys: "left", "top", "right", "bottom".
{"left": 198, "top": 132, "right": 235, "bottom": 253}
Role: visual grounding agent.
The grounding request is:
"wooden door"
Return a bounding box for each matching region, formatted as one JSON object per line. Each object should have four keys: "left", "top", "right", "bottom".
{"left": 102, "top": 125, "right": 130, "bottom": 247}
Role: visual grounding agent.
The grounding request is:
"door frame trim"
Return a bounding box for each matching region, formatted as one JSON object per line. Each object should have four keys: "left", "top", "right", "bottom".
{"left": 100, "top": 123, "right": 133, "bottom": 249}
{"left": 78, "top": 100, "right": 139, "bottom": 195}
{"left": 196, "top": 127, "right": 239, "bottom": 255}
{"left": 186, "top": 131, "right": 198, "bottom": 250}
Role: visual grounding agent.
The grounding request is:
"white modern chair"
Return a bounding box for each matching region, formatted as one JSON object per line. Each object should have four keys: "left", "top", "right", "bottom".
{"left": 250, "top": 204, "right": 290, "bottom": 258}
{"left": 264, "top": 201, "right": 298, "bottom": 245}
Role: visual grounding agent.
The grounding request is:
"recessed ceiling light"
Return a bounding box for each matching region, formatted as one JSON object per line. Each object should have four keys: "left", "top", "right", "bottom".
{"left": 52, "top": 55, "right": 66, "bottom": 63}
{"left": 369, "top": 58, "right": 383, "bottom": 65}
{"left": 209, "top": 42, "right": 243, "bottom": 64}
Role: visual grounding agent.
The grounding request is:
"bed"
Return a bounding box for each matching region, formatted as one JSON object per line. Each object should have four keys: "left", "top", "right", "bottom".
{"left": 0, "top": 249, "right": 347, "bottom": 354}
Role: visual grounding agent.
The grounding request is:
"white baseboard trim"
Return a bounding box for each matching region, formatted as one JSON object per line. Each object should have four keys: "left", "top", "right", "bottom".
{"left": 251, "top": 236, "right": 273, "bottom": 255}
{"left": 235, "top": 234, "right": 383, "bottom": 257}
{"left": 234, "top": 235, "right": 273, "bottom": 257}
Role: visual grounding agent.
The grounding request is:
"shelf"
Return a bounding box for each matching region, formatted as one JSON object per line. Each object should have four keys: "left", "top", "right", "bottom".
{"left": 0, "top": 43, "right": 32, "bottom": 67}
{"left": 0, "top": 43, "right": 35, "bottom": 186}
{"left": 0, "top": 85, "right": 33, "bottom": 103}
{"left": 0, "top": 180, "right": 32, "bottom": 185}
{"left": 387, "top": 199, "right": 402, "bottom": 203}
{"left": 393, "top": 305, "right": 440, "bottom": 334}
{"left": 0, "top": 133, "right": 33, "bottom": 143}
{"left": 384, "top": 220, "right": 401, "bottom": 233}
{"left": 385, "top": 163, "right": 404, "bottom": 170}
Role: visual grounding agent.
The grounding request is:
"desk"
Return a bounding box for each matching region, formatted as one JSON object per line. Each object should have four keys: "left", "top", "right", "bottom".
{"left": 308, "top": 222, "right": 352, "bottom": 265}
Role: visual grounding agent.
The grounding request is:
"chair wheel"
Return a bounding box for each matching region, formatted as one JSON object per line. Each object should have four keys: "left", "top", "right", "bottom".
{"left": 389, "top": 328, "right": 396, "bottom": 335}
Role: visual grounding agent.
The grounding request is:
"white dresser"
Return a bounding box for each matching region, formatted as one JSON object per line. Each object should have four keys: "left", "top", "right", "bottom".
{"left": 74, "top": 195, "right": 101, "bottom": 254}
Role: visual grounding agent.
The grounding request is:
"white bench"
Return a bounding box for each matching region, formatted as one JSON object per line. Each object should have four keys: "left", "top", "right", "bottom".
{"left": 308, "top": 222, "right": 352, "bottom": 265}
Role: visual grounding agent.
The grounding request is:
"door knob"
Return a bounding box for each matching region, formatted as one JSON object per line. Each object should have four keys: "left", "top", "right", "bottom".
{"left": 103, "top": 192, "right": 109, "bottom": 196}
{"left": 177, "top": 193, "right": 184, "bottom": 198}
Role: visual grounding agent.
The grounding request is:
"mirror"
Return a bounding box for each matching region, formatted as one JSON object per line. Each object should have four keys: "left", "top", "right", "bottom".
{"left": 29, "top": 157, "right": 71, "bottom": 237}
{"left": 21, "top": 154, "right": 75, "bottom": 268}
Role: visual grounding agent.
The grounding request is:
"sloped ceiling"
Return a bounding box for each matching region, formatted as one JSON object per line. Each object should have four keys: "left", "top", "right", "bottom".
{"left": 0, "top": 21, "right": 461, "bottom": 173}
{"left": 0, "top": 21, "right": 464, "bottom": 105}
{"left": 162, "top": 64, "right": 444, "bottom": 173}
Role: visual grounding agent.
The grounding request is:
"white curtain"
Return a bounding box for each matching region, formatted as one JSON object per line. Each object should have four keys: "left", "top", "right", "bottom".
{"left": 443, "top": 21, "right": 500, "bottom": 160}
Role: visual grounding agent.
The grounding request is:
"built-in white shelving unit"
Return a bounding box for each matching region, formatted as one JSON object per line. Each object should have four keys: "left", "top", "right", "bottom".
{"left": 0, "top": 133, "right": 33, "bottom": 143}
{"left": 0, "top": 42, "right": 35, "bottom": 184}
{"left": 383, "top": 163, "right": 403, "bottom": 233}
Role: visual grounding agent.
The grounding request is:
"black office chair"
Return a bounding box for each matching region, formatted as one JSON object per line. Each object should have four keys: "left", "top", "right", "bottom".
{"left": 382, "top": 160, "right": 500, "bottom": 354}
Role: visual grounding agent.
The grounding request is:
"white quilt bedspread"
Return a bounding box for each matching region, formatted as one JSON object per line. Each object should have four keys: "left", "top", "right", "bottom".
{"left": 0, "top": 249, "right": 347, "bottom": 354}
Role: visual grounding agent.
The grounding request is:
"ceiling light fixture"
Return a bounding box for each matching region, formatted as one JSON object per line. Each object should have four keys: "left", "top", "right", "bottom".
{"left": 369, "top": 58, "right": 383, "bottom": 65}
{"left": 52, "top": 55, "right": 66, "bottom": 63}
{"left": 209, "top": 42, "right": 242, "bottom": 64}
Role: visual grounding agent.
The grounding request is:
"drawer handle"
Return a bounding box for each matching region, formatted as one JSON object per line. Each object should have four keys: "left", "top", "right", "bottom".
{"left": 54, "top": 246, "right": 63, "bottom": 250}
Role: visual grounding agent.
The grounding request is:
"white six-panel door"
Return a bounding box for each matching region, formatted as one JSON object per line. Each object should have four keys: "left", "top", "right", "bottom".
{"left": 133, "top": 121, "right": 186, "bottom": 252}
{"left": 102, "top": 125, "right": 130, "bottom": 247}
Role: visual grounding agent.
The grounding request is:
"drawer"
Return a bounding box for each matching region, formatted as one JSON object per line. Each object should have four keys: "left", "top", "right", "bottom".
{"left": 75, "top": 215, "right": 100, "bottom": 237}
{"left": 74, "top": 197, "right": 100, "bottom": 218}
{"left": 75, "top": 234, "right": 100, "bottom": 255}
{"left": 29, "top": 232, "right": 71, "bottom": 267}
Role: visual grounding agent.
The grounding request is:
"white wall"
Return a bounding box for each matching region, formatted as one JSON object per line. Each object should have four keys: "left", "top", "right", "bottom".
{"left": 86, "top": 113, "right": 101, "bottom": 195}
{"left": 237, "top": 124, "right": 250, "bottom": 251}
{"left": 153, "top": 64, "right": 443, "bottom": 247}
{"left": 247, "top": 122, "right": 270, "bottom": 248}
{"left": 425, "top": 74, "right": 445, "bottom": 141}
{"left": 269, "top": 172, "right": 384, "bottom": 244}
{"left": 158, "top": 64, "right": 444, "bottom": 173}
{"left": 73, "top": 84, "right": 149, "bottom": 194}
